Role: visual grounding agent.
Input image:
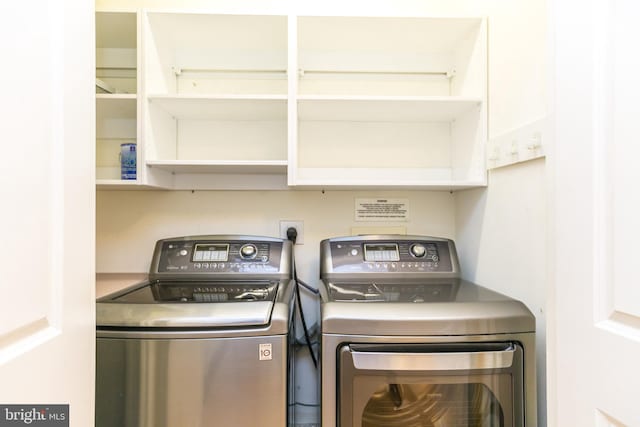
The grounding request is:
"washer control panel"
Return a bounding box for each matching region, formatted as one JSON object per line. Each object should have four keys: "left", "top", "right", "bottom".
{"left": 324, "top": 237, "right": 455, "bottom": 274}
{"left": 151, "top": 237, "right": 287, "bottom": 276}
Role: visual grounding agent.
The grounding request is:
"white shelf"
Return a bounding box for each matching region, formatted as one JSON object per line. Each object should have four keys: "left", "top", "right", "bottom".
{"left": 96, "top": 179, "right": 140, "bottom": 190}
{"left": 96, "top": 94, "right": 137, "bottom": 99}
{"left": 297, "top": 96, "right": 482, "bottom": 122}
{"left": 96, "top": 94, "right": 137, "bottom": 117}
{"left": 293, "top": 167, "right": 486, "bottom": 189}
{"left": 146, "top": 160, "right": 287, "bottom": 174}
{"left": 147, "top": 95, "right": 287, "bottom": 120}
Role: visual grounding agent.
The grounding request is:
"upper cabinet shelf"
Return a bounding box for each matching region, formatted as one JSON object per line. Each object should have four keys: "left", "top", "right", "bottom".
{"left": 142, "top": 13, "right": 289, "bottom": 189}
{"left": 96, "top": 12, "right": 137, "bottom": 95}
{"left": 95, "top": 11, "right": 140, "bottom": 189}
{"left": 296, "top": 16, "right": 486, "bottom": 98}
{"left": 143, "top": 12, "right": 288, "bottom": 96}
{"left": 147, "top": 94, "right": 287, "bottom": 120}
{"left": 95, "top": 10, "right": 487, "bottom": 191}
{"left": 290, "top": 16, "right": 488, "bottom": 189}
{"left": 297, "top": 96, "right": 482, "bottom": 122}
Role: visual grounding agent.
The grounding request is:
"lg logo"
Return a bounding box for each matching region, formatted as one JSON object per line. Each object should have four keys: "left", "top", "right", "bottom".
{"left": 259, "top": 343, "right": 273, "bottom": 361}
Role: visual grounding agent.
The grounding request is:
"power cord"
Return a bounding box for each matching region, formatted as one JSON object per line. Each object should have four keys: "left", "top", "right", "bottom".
{"left": 287, "top": 227, "right": 319, "bottom": 369}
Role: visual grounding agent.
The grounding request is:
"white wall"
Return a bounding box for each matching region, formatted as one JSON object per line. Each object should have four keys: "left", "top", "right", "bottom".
{"left": 456, "top": 159, "right": 547, "bottom": 426}
{"left": 97, "top": 190, "right": 456, "bottom": 276}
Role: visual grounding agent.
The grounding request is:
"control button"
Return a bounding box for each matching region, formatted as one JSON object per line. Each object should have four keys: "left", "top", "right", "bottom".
{"left": 410, "top": 244, "right": 427, "bottom": 258}
{"left": 179, "top": 249, "right": 189, "bottom": 256}
{"left": 203, "top": 263, "right": 209, "bottom": 268}
{"left": 240, "top": 244, "right": 258, "bottom": 259}
{"left": 194, "top": 263, "right": 201, "bottom": 269}
{"left": 431, "top": 255, "right": 439, "bottom": 262}
{"left": 350, "top": 249, "right": 359, "bottom": 256}
{"left": 391, "top": 263, "right": 397, "bottom": 269}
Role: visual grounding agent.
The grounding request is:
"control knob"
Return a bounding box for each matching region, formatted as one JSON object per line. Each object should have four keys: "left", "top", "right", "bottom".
{"left": 239, "top": 244, "right": 258, "bottom": 259}
{"left": 410, "top": 243, "right": 427, "bottom": 258}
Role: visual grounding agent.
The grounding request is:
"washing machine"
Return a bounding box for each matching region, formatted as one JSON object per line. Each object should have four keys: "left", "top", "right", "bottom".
{"left": 96, "top": 235, "right": 295, "bottom": 427}
{"left": 319, "top": 235, "right": 536, "bottom": 427}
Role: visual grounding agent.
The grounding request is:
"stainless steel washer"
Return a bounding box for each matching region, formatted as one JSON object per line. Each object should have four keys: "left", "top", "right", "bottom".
{"left": 96, "top": 235, "right": 295, "bottom": 427}
{"left": 319, "top": 235, "right": 536, "bottom": 427}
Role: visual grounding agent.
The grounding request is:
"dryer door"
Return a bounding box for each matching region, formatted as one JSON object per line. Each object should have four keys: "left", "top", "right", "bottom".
{"left": 338, "top": 342, "right": 524, "bottom": 427}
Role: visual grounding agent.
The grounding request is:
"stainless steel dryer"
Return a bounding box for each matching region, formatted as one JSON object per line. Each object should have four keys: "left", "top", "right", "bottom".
{"left": 319, "top": 235, "right": 536, "bottom": 427}
{"left": 96, "top": 235, "right": 295, "bottom": 427}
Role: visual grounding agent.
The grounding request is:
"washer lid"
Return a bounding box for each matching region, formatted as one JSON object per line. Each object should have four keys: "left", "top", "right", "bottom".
{"left": 96, "top": 280, "right": 280, "bottom": 328}
{"left": 97, "top": 300, "right": 273, "bottom": 328}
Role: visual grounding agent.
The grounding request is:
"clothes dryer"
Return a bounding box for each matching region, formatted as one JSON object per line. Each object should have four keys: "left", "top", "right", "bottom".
{"left": 319, "top": 235, "right": 536, "bottom": 427}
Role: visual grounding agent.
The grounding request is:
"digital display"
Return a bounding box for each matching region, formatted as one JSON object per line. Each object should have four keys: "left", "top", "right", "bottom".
{"left": 192, "top": 244, "right": 229, "bottom": 262}
{"left": 364, "top": 243, "right": 400, "bottom": 262}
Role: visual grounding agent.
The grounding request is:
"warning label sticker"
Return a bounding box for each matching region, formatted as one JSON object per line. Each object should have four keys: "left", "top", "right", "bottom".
{"left": 355, "top": 198, "right": 409, "bottom": 222}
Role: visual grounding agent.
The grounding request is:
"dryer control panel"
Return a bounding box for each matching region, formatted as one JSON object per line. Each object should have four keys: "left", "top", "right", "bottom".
{"left": 149, "top": 235, "right": 291, "bottom": 279}
{"left": 320, "top": 235, "right": 460, "bottom": 278}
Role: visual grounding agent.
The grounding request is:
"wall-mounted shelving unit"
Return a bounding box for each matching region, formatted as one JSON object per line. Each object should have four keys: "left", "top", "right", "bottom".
{"left": 95, "top": 11, "right": 141, "bottom": 188}
{"left": 95, "top": 10, "right": 487, "bottom": 190}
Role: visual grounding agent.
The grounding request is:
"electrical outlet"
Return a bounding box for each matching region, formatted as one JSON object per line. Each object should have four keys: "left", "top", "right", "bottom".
{"left": 280, "top": 220, "right": 304, "bottom": 244}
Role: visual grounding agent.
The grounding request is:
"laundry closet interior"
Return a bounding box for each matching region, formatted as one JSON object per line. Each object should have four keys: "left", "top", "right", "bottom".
{"left": 95, "top": 0, "right": 549, "bottom": 425}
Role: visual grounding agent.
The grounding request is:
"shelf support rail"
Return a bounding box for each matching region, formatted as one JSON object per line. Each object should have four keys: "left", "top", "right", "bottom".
{"left": 172, "top": 67, "right": 287, "bottom": 76}
{"left": 298, "top": 68, "right": 457, "bottom": 79}
{"left": 168, "top": 67, "right": 456, "bottom": 79}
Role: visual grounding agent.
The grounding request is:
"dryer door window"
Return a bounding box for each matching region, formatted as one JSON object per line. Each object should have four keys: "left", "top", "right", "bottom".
{"left": 338, "top": 342, "right": 524, "bottom": 427}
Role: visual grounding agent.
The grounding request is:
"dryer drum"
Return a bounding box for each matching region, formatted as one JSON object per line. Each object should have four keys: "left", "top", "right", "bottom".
{"left": 362, "top": 382, "right": 504, "bottom": 427}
